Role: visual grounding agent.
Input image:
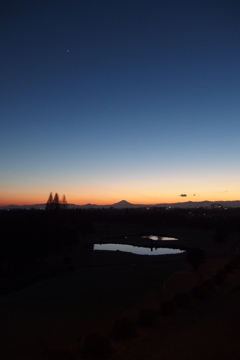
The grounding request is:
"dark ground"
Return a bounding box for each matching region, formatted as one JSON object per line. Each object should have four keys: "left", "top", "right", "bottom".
{"left": 0, "top": 214, "right": 239, "bottom": 360}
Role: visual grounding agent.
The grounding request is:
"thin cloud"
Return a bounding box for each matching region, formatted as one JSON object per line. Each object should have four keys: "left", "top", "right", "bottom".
{"left": 180, "top": 194, "right": 187, "bottom": 197}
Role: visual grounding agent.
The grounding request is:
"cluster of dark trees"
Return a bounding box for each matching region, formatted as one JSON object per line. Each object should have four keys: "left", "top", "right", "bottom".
{"left": 79, "top": 206, "right": 240, "bottom": 236}
{"left": 0, "top": 208, "right": 93, "bottom": 281}
{"left": 0, "top": 205, "right": 240, "bottom": 285}
{"left": 46, "top": 192, "right": 68, "bottom": 210}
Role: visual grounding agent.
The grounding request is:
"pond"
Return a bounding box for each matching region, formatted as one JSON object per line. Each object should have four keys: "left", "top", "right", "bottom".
{"left": 142, "top": 235, "right": 178, "bottom": 241}
{"left": 94, "top": 243, "right": 185, "bottom": 256}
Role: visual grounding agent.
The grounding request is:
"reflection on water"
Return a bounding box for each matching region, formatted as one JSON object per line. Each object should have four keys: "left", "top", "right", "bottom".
{"left": 142, "top": 235, "right": 178, "bottom": 241}
{"left": 94, "top": 243, "right": 184, "bottom": 256}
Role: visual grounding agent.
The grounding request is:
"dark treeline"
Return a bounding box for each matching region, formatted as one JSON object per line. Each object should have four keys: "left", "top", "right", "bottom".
{"left": 0, "top": 207, "right": 240, "bottom": 280}
{"left": 0, "top": 209, "right": 92, "bottom": 278}
{"left": 84, "top": 207, "right": 240, "bottom": 234}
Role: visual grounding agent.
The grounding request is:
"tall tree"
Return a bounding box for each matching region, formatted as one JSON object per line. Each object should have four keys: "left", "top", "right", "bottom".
{"left": 53, "top": 193, "right": 60, "bottom": 210}
{"left": 46, "top": 192, "right": 53, "bottom": 210}
{"left": 61, "top": 194, "right": 68, "bottom": 209}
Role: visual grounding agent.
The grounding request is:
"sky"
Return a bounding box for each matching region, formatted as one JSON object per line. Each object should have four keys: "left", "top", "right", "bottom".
{"left": 1, "top": 0, "right": 240, "bottom": 206}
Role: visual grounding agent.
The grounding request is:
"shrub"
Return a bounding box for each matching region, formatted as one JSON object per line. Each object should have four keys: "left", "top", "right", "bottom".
{"left": 112, "top": 316, "right": 137, "bottom": 340}
{"left": 231, "top": 285, "right": 240, "bottom": 293}
{"left": 186, "top": 248, "right": 206, "bottom": 271}
{"left": 191, "top": 285, "right": 208, "bottom": 299}
{"left": 173, "top": 292, "right": 192, "bottom": 308}
{"left": 47, "top": 348, "right": 77, "bottom": 360}
{"left": 80, "top": 331, "right": 113, "bottom": 360}
{"left": 62, "top": 256, "right": 72, "bottom": 265}
{"left": 230, "top": 258, "right": 240, "bottom": 267}
{"left": 233, "top": 255, "right": 240, "bottom": 265}
{"left": 214, "top": 229, "right": 229, "bottom": 244}
{"left": 224, "top": 263, "right": 236, "bottom": 273}
{"left": 202, "top": 279, "right": 215, "bottom": 291}
{"left": 160, "top": 299, "right": 176, "bottom": 316}
{"left": 213, "top": 269, "right": 227, "bottom": 285}
{"left": 138, "top": 308, "right": 158, "bottom": 327}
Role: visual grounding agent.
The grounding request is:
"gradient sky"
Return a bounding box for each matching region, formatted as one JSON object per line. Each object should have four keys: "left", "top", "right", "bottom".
{"left": 1, "top": 0, "right": 240, "bottom": 206}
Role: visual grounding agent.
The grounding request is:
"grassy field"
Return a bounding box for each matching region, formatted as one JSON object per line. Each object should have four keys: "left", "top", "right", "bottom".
{"left": 0, "top": 254, "right": 181, "bottom": 359}
{"left": 0, "top": 222, "right": 237, "bottom": 360}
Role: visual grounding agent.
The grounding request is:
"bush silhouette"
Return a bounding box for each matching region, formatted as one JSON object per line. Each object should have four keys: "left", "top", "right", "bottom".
{"left": 186, "top": 248, "right": 206, "bottom": 271}
{"left": 233, "top": 255, "right": 240, "bottom": 266}
{"left": 112, "top": 316, "right": 137, "bottom": 340}
{"left": 80, "top": 331, "right": 113, "bottom": 360}
{"left": 191, "top": 284, "right": 208, "bottom": 299}
{"left": 138, "top": 308, "right": 158, "bottom": 327}
{"left": 231, "top": 258, "right": 240, "bottom": 267}
{"left": 46, "top": 348, "right": 76, "bottom": 360}
{"left": 213, "top": 269, "right": 227, "bottom": 285}
{"left": 160, "top": 299, "right": 176, "bottom": 316}
{"left": 202, "top": 279, "right": 215, "bottom": 291}
{"left": 224, "top": 262, "right": 236, "bottom": 273}
{"left": 214, "top": 228, "right": 229, "bottom": 244}
{"left": 173, "top": 292, "right": 192, "bottom": 308}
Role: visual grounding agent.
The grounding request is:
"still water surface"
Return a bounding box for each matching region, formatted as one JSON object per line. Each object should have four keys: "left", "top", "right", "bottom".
{"left": 94, "top": 243, "right": 184, "bottom": 256}
{"left": 142, "top": 235, "right": 178, "bottom": 241}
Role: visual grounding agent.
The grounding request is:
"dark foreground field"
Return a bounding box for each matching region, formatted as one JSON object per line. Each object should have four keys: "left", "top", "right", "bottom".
{"left": 0, "top": 257, "right": 182, "bottom": 359}
{"left": 111, "top": 265, "right": 240, "bottom": 360}
{"left": 0, "top": 217, "right": 240, "bottom": 360}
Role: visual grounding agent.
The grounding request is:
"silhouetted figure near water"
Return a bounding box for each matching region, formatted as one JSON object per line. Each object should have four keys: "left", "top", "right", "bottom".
{"left": 186, "top": 248, "right": 206, "bottom": 271}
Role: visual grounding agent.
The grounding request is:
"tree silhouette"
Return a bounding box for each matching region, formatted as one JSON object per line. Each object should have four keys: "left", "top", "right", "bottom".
{"left": 46, "top": 192, "right": 54, "bottom": 210}
{"left": 53, "top": 193, "right": 60, "bottom": 210}
{"left": 61, "top": 194, "right": 68, "bottom": 209}
{"left": 46, "top": 192, "right": 68, "bottom": 210}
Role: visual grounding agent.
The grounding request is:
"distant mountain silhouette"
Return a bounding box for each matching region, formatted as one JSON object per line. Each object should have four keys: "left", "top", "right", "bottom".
{"left": 80, "top": 200, "right": 142, "bottom": 209}
{"left": 111, "top": 200, "right": 142, "bottom": 208}
{"left": 1, "top": 200, "right": 240, "bottom": 210}
{"left": 81, "top": 203, "right": 101, "bottom": 209}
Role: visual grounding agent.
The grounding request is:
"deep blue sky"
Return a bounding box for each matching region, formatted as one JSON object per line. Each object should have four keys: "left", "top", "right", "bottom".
{"left": 1, "top": 0, "right": 240, "bottom": 205}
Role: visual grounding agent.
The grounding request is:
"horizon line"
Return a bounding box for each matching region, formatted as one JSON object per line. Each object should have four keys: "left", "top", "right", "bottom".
{"left": 1, "top": 199, "right": 240, "bottom": 208}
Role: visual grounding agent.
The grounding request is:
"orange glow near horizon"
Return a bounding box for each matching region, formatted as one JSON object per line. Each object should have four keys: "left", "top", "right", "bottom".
{"left": 2, "top": 1, "right": 240, "bottom": 213}
{"left": 1, "top": 189, "right": 240, "bottom": 207}
{"left": 1, "top": 175, "right": 239, "bottom": 207}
